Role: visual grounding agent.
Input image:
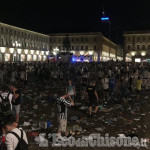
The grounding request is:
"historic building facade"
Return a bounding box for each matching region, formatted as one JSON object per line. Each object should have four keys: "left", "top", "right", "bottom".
{"left": 123, "top": 31, "right": 150, "bottom": 62}
{"left": 0, "top": 22, "right": 123, "bottom": 62}
{"left": 49, "top": 32, "right": 123, "bottom": 62}
{"left": 0, "top": 22, "right": 50, "bottom": 62}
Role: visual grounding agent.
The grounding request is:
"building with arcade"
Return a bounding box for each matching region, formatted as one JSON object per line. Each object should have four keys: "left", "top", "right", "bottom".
{"left": 0, "top": 22, "right": 123, "bottom": 62}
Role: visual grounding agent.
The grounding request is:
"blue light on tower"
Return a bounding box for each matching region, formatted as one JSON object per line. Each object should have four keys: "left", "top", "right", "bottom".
{"left": 100, "top": 5, "right": 111, "bottom": 39}
{"left": 101, "top": 17, "right": 109, "bottom": 21}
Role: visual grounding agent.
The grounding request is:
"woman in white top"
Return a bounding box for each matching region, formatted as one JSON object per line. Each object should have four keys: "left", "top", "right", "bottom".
{"left": 101, "top": 75, "right": 109, "bottom": 100}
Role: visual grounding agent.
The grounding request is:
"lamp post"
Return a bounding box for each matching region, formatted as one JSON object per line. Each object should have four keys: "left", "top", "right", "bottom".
{"left": 53, "top": 47, "right": 59, "bottom": 60}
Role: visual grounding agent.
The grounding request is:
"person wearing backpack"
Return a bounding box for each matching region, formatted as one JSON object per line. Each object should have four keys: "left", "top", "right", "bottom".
{"left": 0, "top": 84, "right": 13, "bottom": 148}
{"left": 3, "top": 119, "right": 28, "bottom": 150}
{"left": 0, "top": 85, "right": 13, "bottom": 117}
{"left": 10, "top": 84, "right": 21, "bottom": 123}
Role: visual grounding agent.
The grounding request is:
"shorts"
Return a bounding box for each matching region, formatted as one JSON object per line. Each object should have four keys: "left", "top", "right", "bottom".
{"left": 58, "top": 118, "right": 67, "bottom": 132}
{"left": 88, "top": 98, "right": 99, "bottom": 107}
{"left": 136, "top": 90, "right": 141, "bottom": 95}
{"left": 104, "top": 89, "right": 109, "bottom": 93}
{"left": 13, "top": 105, "right": 21, "bottom": 115}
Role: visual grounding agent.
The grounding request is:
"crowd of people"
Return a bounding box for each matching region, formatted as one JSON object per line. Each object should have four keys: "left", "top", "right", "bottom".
{"left": 0, "top": 60, "right": 150, "bottom": 149}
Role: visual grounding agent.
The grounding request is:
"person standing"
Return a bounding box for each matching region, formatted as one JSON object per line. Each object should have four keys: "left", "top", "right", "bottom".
{"left": 66, "top": 80, "right": 76, "bottom": 102}
{"left": 136, "top": 76, "right": 142, "bottom": 100}
{"left": 86, "top": 81, "right": 99, "bottom": 116}
{"left": 56, "top": 94, "right": 74, "bottom": 139}
{"left": 109, "top": 75, "right": 116, "bottom": 96}
{"left": 4, "top": 119, "right": 28, "bottom": 150}
{"left": 119, "top": 80, "right": 129, "bottom": 107}
{"left": 10, "top": 84, "right": 21, "bottom": 123}
{"left": 101, "top": 75, "right": 109, "bottom": 101}
{"left": 0, "top": 84, "right": 13, "bottom": 145}
{"left": 0, "top": 69, "right": 4, "bottom": 84}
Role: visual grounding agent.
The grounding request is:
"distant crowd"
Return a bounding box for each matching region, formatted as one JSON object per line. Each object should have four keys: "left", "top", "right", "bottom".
{"left": 0, "top": 61, "right": 150, "bottom": 149}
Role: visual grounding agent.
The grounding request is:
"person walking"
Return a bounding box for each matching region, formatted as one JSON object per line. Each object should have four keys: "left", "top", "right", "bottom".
{"left": 86, "top": 81, "right": 99, "bottom": 117}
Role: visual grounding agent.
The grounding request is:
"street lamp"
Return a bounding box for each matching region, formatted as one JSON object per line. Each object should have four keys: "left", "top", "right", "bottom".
{"left": 80, "top": 51, "right": 84, "bottom": 55}
{"left": 54, "top": 47, "right": 59, "bottom": 52}
{"left": 89, "top": 51, "right": 94, "bottom": 55}
{"left": 17, "top": 49, "right": 22, "bottom": 54}
{"left": 41, "top": 51, "right": 44, "bottom": 55}
{"left": 141, "top": 52, "right": 146, "bottom": 56}
{"left": 131, "top": 51, "right": 136, "bottom": 56}
{"left": 53, "top": 51, "right": 57, "bottom": 55}
{"left": 1, "top": 47, "right": 6, "bottom": 53}
{"left": 24, "top": 49, "right": 28, "bottom": 54}
{"left": 10, "top": 48, "right": 14, "bottom": 54}
{"left": 31, "top": 50, "right": 34, "bottom": 55}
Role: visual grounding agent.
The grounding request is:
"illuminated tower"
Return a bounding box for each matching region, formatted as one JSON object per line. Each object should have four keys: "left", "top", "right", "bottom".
{"left": 100, "top": 5, "right": 111, "bottom": 39}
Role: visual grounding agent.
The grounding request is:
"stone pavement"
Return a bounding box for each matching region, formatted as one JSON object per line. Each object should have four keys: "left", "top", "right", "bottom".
{"left": 19, "top": 82, "right": 150, "bottom": 150}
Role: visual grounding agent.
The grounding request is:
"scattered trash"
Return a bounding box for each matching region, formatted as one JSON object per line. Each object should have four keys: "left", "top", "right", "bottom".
{"left": 144, "top": 96, "right": 149, "bottom": 99}
{"left": 31, "top": 127, "right": 40, "bottom": 131}
{"left": 73, "top": 125, "right": 82, "bottom": 132}
{"left": 95, "top": 128, "right": 104, "bottom": 132}
{"left": 39, "top": 122, "right": 47, "bottom": 129}
{"left": 21, "top": 122, "right": 30, "bottom": 127}
{"left": 134, "top": 119, "right": 140, "bottom": 121}
{"left": 70, "top": 116, "right": 79, "bottom": 121}
{"left": 28, "top": 131, "right": 39, "bottom": 137}
{"left": 39, "top": 140, "right": 48, "bottom": 147}
{"left": 34, "top": 135, "right": 45, "bottom": 144}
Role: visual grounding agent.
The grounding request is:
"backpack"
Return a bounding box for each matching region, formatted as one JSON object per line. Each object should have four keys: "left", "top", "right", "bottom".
{"left": 19, "top": 93, "right": 24, "bottom": 105}
{"left": 0, "top": 93, "right": 11, "bottom": 117}
{"left": 9, "top": 129, "right": 28, "bottom": 150}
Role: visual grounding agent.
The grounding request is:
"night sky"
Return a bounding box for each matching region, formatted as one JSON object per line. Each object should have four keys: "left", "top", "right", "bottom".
{"left": 1, "top": 0, "right": 150, "bottom": 44}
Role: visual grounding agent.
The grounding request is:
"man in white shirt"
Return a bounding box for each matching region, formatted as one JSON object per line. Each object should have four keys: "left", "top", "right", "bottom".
{"left": 4, "top": 119, "right": 28, "bottom": 150}
{"left": 101, "top": 75, "right": 109, "bottom": 101}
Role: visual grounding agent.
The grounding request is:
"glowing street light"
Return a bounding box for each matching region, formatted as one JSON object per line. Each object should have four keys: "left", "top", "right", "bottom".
{"left": 24, "top": 49, "right": 28, "bottom": 54}
{"left": 53, "top": 51, "right": 57, "bottom": 55}
{"left": 89, "top": 51, "right": 94, "bottom": 55}
{"left": 131, "top": 51, "right": 136, "bottom": 56}
{"left": 1, "top": 47, "right": 6, "bottom": 53}
{"left": 17, "top": 49, "right": 22, "bottom": 54}
{"left": 9, "top": 48, "right": 14, "bottom": 54}
{"left": 141, "top": 52, "right": 146, "bottom": 56}
{"left": 54, "top": 47, "right": 59, "bottom": 52}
